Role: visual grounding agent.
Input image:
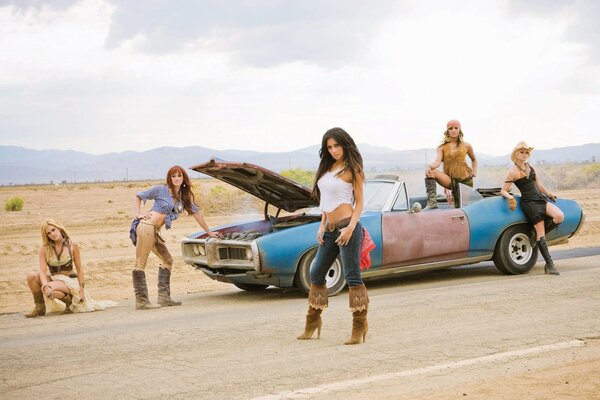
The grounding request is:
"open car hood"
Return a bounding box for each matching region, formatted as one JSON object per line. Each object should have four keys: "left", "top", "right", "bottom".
{"left": 190, "top": 159, "right": 317, "bottom": 212}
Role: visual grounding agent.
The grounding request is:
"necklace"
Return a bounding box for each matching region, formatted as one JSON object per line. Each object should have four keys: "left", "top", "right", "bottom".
{"left": 515, "top": 162, "right": 530, "bottom": 178}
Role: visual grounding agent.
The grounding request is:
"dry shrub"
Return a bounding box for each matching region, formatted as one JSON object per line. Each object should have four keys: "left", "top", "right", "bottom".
{"left": 195, "top": 185, "right": 261, "bottom": 216}
{"left": 4, "top": 196, "right": 24, "bottom": 211}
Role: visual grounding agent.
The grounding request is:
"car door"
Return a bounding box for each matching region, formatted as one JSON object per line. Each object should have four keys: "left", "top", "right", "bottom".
{"left": 381, "top": 204, "right": 470, "bottom": 268}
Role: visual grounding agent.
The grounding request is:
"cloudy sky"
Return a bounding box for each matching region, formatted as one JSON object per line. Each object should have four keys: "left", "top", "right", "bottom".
{"left": 0, "top": 0, "right": 598, "bottom": 156}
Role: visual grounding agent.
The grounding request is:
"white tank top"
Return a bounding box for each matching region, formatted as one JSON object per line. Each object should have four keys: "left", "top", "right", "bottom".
{"left": 318, "top": 168, "right": 354, "bottom": 212}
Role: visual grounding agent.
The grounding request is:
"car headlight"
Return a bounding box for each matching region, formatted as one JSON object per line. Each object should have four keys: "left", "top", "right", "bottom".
{"left": 245, "top": 248, "right": 253, "bottom": 260}
{"left": 192, "top": 244, "right": 206, "bottom": 257}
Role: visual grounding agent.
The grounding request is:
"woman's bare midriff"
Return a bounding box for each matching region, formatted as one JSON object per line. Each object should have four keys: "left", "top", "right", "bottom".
{"left": 143, "top": 211, "right": 166, "bottom": 229}
{"left": 326, "top": 203, "right": 353, "bottom": 225}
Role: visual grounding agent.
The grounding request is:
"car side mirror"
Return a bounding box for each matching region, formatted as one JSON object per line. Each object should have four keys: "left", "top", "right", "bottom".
{"left": 409, "top": 202, "right": 422, "bottom": 213}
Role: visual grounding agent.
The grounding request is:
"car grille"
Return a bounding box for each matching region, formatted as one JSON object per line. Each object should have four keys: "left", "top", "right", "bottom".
{"left": 218, "top": 247, "right": 247, "bottom": 261}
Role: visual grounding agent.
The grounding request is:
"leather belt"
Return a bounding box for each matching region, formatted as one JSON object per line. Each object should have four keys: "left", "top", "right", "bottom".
{"left": 326, "top": 217, "right": 351, "bottom": 232}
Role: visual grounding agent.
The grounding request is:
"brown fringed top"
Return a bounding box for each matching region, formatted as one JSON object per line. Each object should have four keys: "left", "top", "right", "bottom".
{"left": 441, "top": 142, "right": 472, "bottom": 180}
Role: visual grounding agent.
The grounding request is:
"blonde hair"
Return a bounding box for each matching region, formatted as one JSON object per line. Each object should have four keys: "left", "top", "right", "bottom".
{"left": 41, "top": 219, "right": 70, "bottom": 260}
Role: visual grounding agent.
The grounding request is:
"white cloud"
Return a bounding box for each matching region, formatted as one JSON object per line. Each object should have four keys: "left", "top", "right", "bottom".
{"left": 0, "top": 0, "right": 598, "bottom": 158}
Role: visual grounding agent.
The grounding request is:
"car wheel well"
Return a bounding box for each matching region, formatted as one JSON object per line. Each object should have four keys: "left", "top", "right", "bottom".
{"left": 293, "top": 246, "right": 346, "bottom": 296}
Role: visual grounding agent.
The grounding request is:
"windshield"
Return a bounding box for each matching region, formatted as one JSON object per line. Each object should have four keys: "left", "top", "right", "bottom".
{"left": 460, "top": 183, "right": 485, "bottom": 207}
{"left": 305, "top": 180, "right": 396, "bottom": 215}
{"left": 364, "top": 181, "right": 395, "bottom": 211}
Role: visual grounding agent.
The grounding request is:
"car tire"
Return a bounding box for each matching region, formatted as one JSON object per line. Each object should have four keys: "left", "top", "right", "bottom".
{"left": 232, "top": 283, "right": 269, "bottom": 291}
{"left": 493, "top": 224, "right": 538, "bottom": 275}
{"left": 294, "top": 248, "right": 346, "bottom": 297}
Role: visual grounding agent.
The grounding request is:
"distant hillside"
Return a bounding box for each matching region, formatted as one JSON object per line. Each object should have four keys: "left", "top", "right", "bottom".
{"left": 1, "top": 143, "right": 599, "bottom": 185}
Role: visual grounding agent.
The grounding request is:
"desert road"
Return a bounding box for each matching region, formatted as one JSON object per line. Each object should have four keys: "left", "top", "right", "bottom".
{"left": 1, "top": 248, "right": 599, "bottom": 400}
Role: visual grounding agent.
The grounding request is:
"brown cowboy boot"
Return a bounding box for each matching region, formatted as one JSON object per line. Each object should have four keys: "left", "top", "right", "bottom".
{"left": 297, "top": 283, "right": 328, "bottom": 340}
{"left": 132, "top": 270, "right": 160, "bottom": 310}
{"left": 62, "top": 293, "right": 73, "bottom": 314}
{"left": 425, "top": 178, "right": 438, "bottom": 209}
{"left": 24, "top": 291, "right": 45, "bottom": 318}
{"left": 345, "top": 284, "right": 369, "bottom": 345}
{"left": 157, "top": 267, "right": 182, "bottom": 307}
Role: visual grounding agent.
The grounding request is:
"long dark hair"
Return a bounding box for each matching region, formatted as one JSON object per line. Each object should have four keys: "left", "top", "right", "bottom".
{"left": 312, "top": 127, "right": 364, "bottom": 202}
{"left": 166, "top": 165, "right": 197, "bottom": 215}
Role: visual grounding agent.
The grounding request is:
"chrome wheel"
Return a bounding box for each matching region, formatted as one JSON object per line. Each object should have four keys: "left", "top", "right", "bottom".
{"left": 509, "top": 232, "right": 533, "bottom": 265}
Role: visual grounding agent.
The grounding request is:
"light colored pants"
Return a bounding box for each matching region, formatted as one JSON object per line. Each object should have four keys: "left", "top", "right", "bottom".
{"left": 134, "top": 221, "right": 173, "bottom": 271}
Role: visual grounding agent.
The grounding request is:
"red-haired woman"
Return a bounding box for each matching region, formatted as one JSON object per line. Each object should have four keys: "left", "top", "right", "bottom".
{"left": 131, "top": 165, "right": 222, "bottom": 310}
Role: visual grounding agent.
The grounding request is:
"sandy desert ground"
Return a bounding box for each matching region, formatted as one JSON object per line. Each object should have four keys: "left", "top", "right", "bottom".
{"left": 1, "top": 181, "right": 599, "bottom": 399}
{"left": 0, "top": 182, "right": 598, "bottom": 315}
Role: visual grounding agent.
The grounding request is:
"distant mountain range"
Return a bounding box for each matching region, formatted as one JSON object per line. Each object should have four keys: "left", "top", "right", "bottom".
{"left": 1, "top": 143, "right": 599, "bottom": 185}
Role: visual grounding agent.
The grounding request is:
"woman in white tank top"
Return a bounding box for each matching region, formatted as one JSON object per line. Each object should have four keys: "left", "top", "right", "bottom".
{"left": 297, "top": 127, "right": 369, "bottom": 345}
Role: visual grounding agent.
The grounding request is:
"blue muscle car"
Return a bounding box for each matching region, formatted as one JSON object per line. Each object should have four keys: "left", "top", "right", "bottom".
{"left": 181, "top": 159, "right": 585, "bottom": 295}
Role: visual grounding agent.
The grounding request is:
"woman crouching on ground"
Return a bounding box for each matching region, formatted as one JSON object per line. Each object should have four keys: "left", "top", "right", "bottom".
{"left": 132, "top": 165, "right": 222, "bottom": 310}
{"left": 500, "top": 141, "right": 564, "bottom": 275}
{"left": 297, "top": 127, "right": 368, "bottom": 345}
{"left": 25, "top": 219, "right": 116, "bottom": 317}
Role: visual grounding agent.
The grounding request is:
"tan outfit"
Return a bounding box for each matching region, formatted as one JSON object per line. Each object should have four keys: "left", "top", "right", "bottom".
{"left": 134, "top": 220, "right": 173, "bottom": 271}
{"left": 441, "top": 142, "right": 472, "bottom": 180}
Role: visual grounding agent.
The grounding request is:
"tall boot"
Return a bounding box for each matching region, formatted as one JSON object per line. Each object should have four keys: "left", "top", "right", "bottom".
{"left": 544, "top": 217, "right": 559, "bottom": 236}
{"left": 528, "top": 228, "right": 537, "bottom": 249}
{"left": 297, "top": 283, "right": 328, "bottom": 340}
{"left": 425, "top": 178, "right": 438, "bottom": 209}
{"left": 345, "top": 284, "right": 369, "bottom": 345}
{"left": 451, "top": 183, "right": 460, "bottom": 208}
{"left": 158, "top": 267, "right": 182, "bottom": 307}
{"left": 538, "top": 237, "right": 559, "bottom": 275}
{"left": 24, "top": 291, "right": 45, "bottom": 318}
{"left": 132, "top": 270, "right": 160, "bottom": 310}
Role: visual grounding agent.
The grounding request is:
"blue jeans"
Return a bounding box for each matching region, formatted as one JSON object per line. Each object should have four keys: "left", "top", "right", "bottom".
{"left": 310, "top": 221, "right": 364, "bottom": 287}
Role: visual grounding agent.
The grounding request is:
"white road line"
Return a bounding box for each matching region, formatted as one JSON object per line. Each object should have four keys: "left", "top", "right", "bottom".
{"left": 251, "top": 339, "right": 585, "bottom": 400}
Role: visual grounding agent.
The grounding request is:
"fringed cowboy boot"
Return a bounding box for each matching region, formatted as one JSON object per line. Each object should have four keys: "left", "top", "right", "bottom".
{"left": 538, "top": 237, "right": 559, "bottom": 275}
{"left": 158, "top": 267, "right": 182, "bottom": 307}
{"left": 425, "top": 178, "right": 438, "bottom": 209}
{"left": 132, "top": 270, "right": 160, "bottom": 310}
{"left": 24, "top": 291, "right": 45, "bottom": 318}
{"left": 345, "top": 284, "right": 369, "bottom": 345}
{"left": 297, "top": 283, "right": 328, "bottom": 340}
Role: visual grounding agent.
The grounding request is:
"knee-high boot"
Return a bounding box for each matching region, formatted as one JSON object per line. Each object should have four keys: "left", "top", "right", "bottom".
{"left": 132, "top": 270, "right": 160, "bottom": 310}
{"left": 158, "top": 267, "right": 182, "bottom": 306}
{"left": 297, "top": 283, "right": 328, "bottom": 340}
{"left": 24, "top": 291, "right": 46, "bottom": 318}
{"left": 425, "top": 178, "right": 438, "bottom": 209}
{"left": 538, "top": 237, "right": 559, "bottom": 275}
{"left": 345, "top": 284, "right": 369, "bottom": 345}
{"left": 544, "top": 217, "right": 559, "bottom": 236}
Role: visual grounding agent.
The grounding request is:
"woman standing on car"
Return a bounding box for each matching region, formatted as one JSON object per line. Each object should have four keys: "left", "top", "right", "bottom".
{"left": 297, "top": 127, "right": 368, "bottom": 345}
{"left": 424, "top": 119, "right": 477, "bottom": 208}
{"left": 132, "top": 165, "right": 222, "bottom": 310}
{"left": 500, "top": 142, "right": 564, "bottom": 275}
{"left": 25, "top": 219, "right": 116, "bottom": 317}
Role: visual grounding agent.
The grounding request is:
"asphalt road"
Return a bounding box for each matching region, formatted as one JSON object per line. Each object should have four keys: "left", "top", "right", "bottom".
{"left": 1, "top": 248, "right": 599, "bottom": 400}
